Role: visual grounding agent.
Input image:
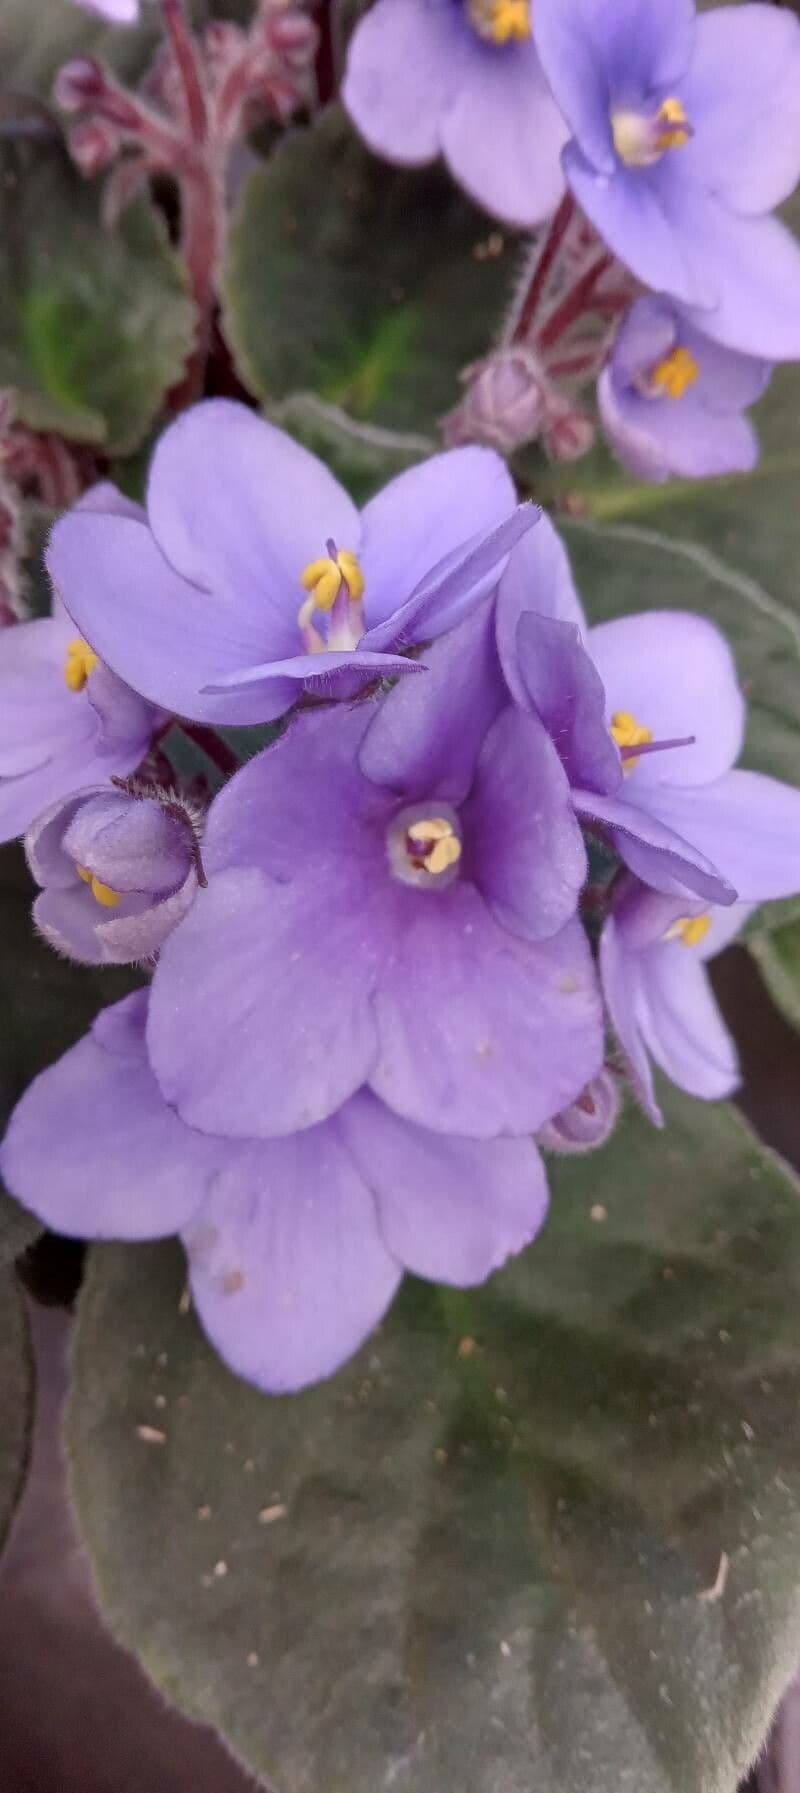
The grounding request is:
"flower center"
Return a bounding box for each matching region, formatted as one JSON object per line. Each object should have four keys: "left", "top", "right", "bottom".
{"left": 64, "top": 637, "right": 99, "bottom": 692}
{"left": 387, "top": 804, "right": 463, "bottom": 890}
{"left": 298, "top": 541, "right": 366, "bottom": 654}
{"left": 611, "top": 97, "right": 692, "bottom": 169}
{"left": 648, "top": 345, "right": 699, "bottom": 401}
{"left": 610, "top": 709, "right": 653, "bottom": 774}
{"left": 467, "top": 0, "right": 530, "bottom": 43}
{"left": 76, "top": 863, "right": 122, "bottom": 908}
{"left": 663, "top": 912, "right": 712, "bottom": 948}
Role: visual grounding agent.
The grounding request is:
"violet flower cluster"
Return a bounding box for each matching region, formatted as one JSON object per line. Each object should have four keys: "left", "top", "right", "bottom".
{"left": 345, "top": 0, "right": 800, "bottom": 481}
{"left": 3, "top": 399, "right": 800, "bottom": 1395}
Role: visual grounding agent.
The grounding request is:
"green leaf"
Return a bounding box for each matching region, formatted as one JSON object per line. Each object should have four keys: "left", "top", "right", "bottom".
{"left": 0, "top": 841, "right": 142, "bottom": 1239}
{"left": 68, "top": 1086, "right": 800, "bottom": 1793}
{"left": 222, "top": 105, "right": 519, "bottom": 464}
{"left": 0, "top": 1268, "right": 33, "bottom": 1555}
{"left": 750, "top": 919, "right": 800, "bottom": 1033}
{"left": 0, "top": 139, "right": 194, "bottom": 453}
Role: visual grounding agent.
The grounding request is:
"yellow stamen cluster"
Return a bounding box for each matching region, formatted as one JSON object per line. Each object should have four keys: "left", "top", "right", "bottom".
{"left": 612, "top": 96, "right": 690, "bottom": 168}
{"left": 76, "top": 863, "right": 122, "bottom": 908}
{"left": 64, "top": 638, "right": 99, "bottom": 693}
{"left": 655, "top": 96, "right": 692, "bottom": 153}
{"left": 663, "top": 913, "right": 712, "bottom": 949}
{"left": 299, "top": 549, "right": 365, "bottom": 613}
{"left": 407, "top": 817, "right": 462, "bottom": 877}
{"left": 650, "top": 345, "right": 700, "bottom": 401}
{"left": 467, "top": 0, "right": 530, "bottom": 43}
{"left": 610, "top": 709, "right": 653, "bottom": 774}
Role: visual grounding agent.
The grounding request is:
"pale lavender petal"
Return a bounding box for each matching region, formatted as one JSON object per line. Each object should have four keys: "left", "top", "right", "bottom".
{"left": 371, "top": 900, "right": 603, "bottom": 1137}
{"left": 599, "top": 369, "right": 760, "bottom": 482}
{"left": 676, "top": 202, "right": 800, "bottom": 360}
{"left": 62, "top": 792, "right": 193, "bottom": 893}
{"left": 343, "top": 0, "right": 462, "bottom": 164}
{"left": 599, "top": 915, "right": 662, "bottom": 1124}
{"left": 359, "top": 446, "right": 516, "bottom": 631}
{"left": 361, "top": 503, "right": 538, "bottom": 654}
{"left": 184, "top": 1120, "right": 401, "bottom": 1395}
{"left": 463, "top": 706, "right": 587, "bottom": 941}
{"left": 637, "top": 944, "right": 741, "bottom": 1100}
{"left": 440, "top": 36, "right": 567, "bottom": 229}
{"left": 588, "top": 610, "right": 745, "bottom": 787}
{"left": 642, "top": 771, "right": 800, "bottom": 901}
{"left": 340, "top": 1089, "right": 549, "bottom": 1285}
{"left": 535, "top": 0, "right": 695, "bottom": 171}
{"left": 564, "top": 147, "right": 703, "bottom": 306}
{"left": 496, "top": 512, "right": 588, "bottom": 703}
{"left": 681, "top": 6, "right": 800, "bottom": 215}
{"left": 515, "top": 611, "right": 621, "bottom": 794}
{"left": 0, "top": 991, "right": 214, "bottom": 1239}
{"left": 575, "top": 787, "right": 736, "bottom": 905}
{"left": 76, "top": 480, "right": 145, "bottom": 521}
{"left": 697, "top": 901, "right": 756, "bottom": 962}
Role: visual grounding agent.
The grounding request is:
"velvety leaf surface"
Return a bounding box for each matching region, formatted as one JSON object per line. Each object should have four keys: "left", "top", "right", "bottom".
{"left": 0, "top": 139, "right": 194, "bottom": 453}
{"left": 0, "top": 842, "right": 142, "bottom": 1234}
{"left": 222, "top": 105, "right": 519, "bottom": 445}
{"left": 750, "top": 920, "right": 800, "bottom": 1034}
{"left": 68, "top": 1087, "right": 800, "bottom": 1793}
{"left": 0, "top": 1269, "right": 33, "bottom": 1557}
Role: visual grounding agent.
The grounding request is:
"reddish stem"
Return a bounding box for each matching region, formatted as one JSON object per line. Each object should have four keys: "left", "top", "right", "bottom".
{"left": 161, "top": 0, "right": 208, "bottom": 141}
{"left": 537, "top": 252, "right": 613, "bottom": 353}
{"left": 178, "top": 721, "right": 240, "bottom": 778}
{"left": 510, "top": 194, "right": 576, "bottom": 345}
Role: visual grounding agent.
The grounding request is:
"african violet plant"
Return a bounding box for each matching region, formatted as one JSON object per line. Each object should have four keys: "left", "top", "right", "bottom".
{"left": 3, "top": 0, "right": 800, "bottom": 1787}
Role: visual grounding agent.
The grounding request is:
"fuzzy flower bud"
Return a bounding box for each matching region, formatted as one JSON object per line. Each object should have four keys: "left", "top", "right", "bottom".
{"left": 537, "top": 1069, "right": 621, "bottom": 1155}
{"left": 445, "top": 348, "right": 547, "bottom": 454}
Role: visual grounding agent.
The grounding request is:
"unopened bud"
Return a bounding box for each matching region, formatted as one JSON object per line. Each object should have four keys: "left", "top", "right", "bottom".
{"left": 542, "top": 401, "right": 596, "bottom": 464}
{"left": 68, "top": 119, "right": 119, "bottom": 178}
{"left": 445, "top": 347, "right": 546, "bottom": 453}
{"left": 537, "top": 1070, "right": 621, "bottom": 1155}
{"left": 53, "top": 57, "right": 108, "bottom": 114}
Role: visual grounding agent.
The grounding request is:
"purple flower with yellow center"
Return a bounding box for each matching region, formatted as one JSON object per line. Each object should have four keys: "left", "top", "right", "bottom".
{"left": 143, "top": 601, "right": 603, "bottom": 1143}
{"left": 0, "top": 987, "right": 554, "bottom": 1392}
{"left": 599, "top": 879, "right": 758, "bottom": 1126}
{"left": 534, "top": 0, "right": 800, "bottom": 357}
{"left": 342, "top": 0, "right": 568, "bottom": 229}
{"left": 598, "top": 295, "right": 772, "bottom": 483}
{"left": 26, "top": 781, "right": 202, "bottom": 965}
{"left": 47, "top": 400, "right": 536, "bottom": 728}
{"left": 0, "top": 487, "right": 160, "bottom": 845}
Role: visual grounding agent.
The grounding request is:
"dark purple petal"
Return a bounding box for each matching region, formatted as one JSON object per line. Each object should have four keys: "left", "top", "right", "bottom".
{"left": 370, "top": 901, "right": 603, "bottom": 1137}
{"left": 588, "top": 610, "right": 745, "bottom": 788}
{"left": 575, "top": 786, "right": 736, "bottom": 905}
{"left": 0, "top": 991, "right": 215, "bottom": 1238}
{"left": 202, "top": 646, "right": 421, "bottom": 703}
{"left": 439, "top": 36, "right": 567, "bottom": 229}
{"left": 343, "top": 0, "right": 462, "bottom": 163}
{"left": 515, "top": 611, "right": 621, "bottom": 793}
{"left": 361, "top": 503, "right": 538, "bottom": 654}
{"left": 462, "top": 705, "right": 587, "bottom": 941}
{"left": 496, "top": 513, "right": 588, "bottom": 705}
{"left": 359, "top": 601, "right": 506, "bottom": 804}
{"left": 340, "top": 1088, "right": 549, "bottom": 1285}
{"left": 184, "top": 1118, "right": 401, "bottom": 1395}
{"left": 359, "top": 445, "right": 516, "bottom": 630}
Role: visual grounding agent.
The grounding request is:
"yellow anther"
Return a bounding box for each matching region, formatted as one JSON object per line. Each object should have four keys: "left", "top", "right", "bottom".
{"left": 299, "top": 549, "right": 365, "bottom": 613}
{"left": 656, "top": 96, "right": 692, "bottom": 152}
{"left": 407, "top": 817, "right": 462, "bottom": 876}
{"left": 64, "top": 637, "right": 99, "bottom": 693}
{"left": 664, "top": 913, "right": 712, "bottom": 949}
{"left": 650, "top": 345, "right": 699, "bottom": 401}
{"left": 468, "top": 0, "right": 530, "bottom": 41}
{"left": 612, "top": 96, "right": 690, "bottom": 168}
{"left": 75, "top": 863, "right": 121, "bottom": 908}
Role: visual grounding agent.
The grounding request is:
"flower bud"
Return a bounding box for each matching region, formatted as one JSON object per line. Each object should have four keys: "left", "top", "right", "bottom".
{"left": 26, "top": 783, "right": 203, "bottom": 966}
{"left": 537, "top": 1070, "right": 621, "bottom": 1155}
{"left": 444, "top": 348, "right": 547, "bottom": 453}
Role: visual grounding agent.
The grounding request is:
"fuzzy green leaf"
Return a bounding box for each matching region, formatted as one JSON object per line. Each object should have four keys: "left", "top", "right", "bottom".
{"left": 0, "top": 139, "right": 194, "bottom": 453}
{"left": 68, "top": 1086, "right": 800, "bottom": 1793}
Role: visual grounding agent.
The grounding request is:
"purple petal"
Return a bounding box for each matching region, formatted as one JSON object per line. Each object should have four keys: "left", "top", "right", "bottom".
{"left": 515, "top": 611, "right": 621, "bottom": 793}
{"left": 440, "top": 36, "right": 567, "bottom": 229}
{"left": 184, "top": 1117, "right": 401, "bottom": 1395}
{"left": 676, "top": 202, "right": 800, "bottom": 360}
{"left": 202, "top": 647, "right": 421, "bottom": 700}
{"left": 76, "top": 480, "right": 145, "bottom": 521}
{"left": 371, "top": 901, "right": 603, "bottom": 1137}
{"left": 641, "top": 771, "right": 800, "bottom": 901}
{"left": 535, "top": 0, "right": 695, "bottom": 173}
{"left": 575, "top": 786, "right": 737, "bottom": 905}
{"left": 359, "top": 600, "right": 506, "bottom": 804}
{"left": 496, "top": 512, "right": 588, "bottom": 704}
{"left": 62, "top": 791, "right": 193, "bottom": 894}
{"left": 340, "top": 1088, "right": 549, "bottom": 1285}
{"left": 0, "top": 614, "right": 89, "bottom": 776}
{"left": 564, "top": 147, "right": 704, "bottom": 307}
{"left": 681, "top": 6, "right": 800, "bottom": 216}
{"left": 146, "top": 400, "right": 359, "bottom": 632}
{"left": 361, "top": 504, "right": 538, "bottom": 655}
{"left": 588, "top": 610, "right": 745, "bottom": 787}
{"left": 636, "top": 941, "right": 741, "bottom": 1100}
{"left": 343, "top": 0, "right": 462, "bottom": 164}
{"left": 26, "top": 792, "right": 88, "bottom": 890}
{"left": 599, "top": 915, "right": 662, "bottom": 1124}
{"left": 599, "top": 367, "right": 760, "bottom": 483}
{"left": 359, "top": 446, "right": 516, "bottom": 631}
{"left": 0, "top": 991, "right": 214, "bottom": 1239}
{"left": 462, "top": 705, "right": 587, "bottom": 941}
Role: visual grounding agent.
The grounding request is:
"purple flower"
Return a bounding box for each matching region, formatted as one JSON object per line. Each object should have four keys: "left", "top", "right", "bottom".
{"left": 599, "top": 879, "right": 756, "bottom": 1125}
{"left": 47, "top": 400, "right": 536, "bottom": 728}
{"left": 0, "top": 988, "right": 553, "bottom": 1391}
{"left": 69, "top": 0, "right": 139, "bottom": 20}
{"left": 534, "top": 0, "right": 800, "bottom": 357}
{"left": 144, "top": 601, "right": 603, "bottom": 1142}
{"left": 342, "top": 0, "right": 568, "bottom": 229}
{"left": 0, "top": 485, "right": 161, "bottom": 844}
{"left": 26, "top": 782, "right": 201, "bottom": 965}
{"left": 598, "top": 296, "right": 772, "bottom": 483}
